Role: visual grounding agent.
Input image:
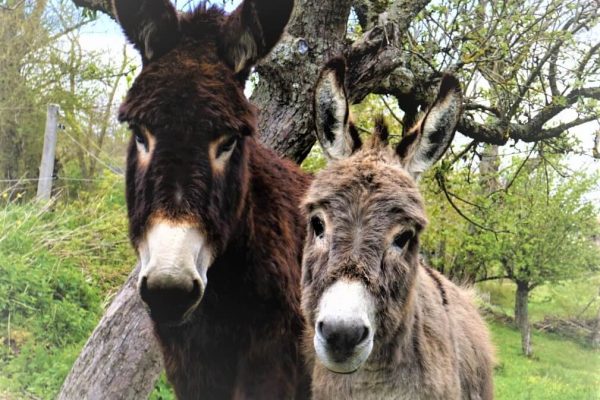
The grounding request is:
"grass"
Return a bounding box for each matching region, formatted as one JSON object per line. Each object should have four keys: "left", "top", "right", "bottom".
{"left": 0, "top": 176, "right": 135, "bottom": 398}
{"left": 478, "top": 278, "right": 600, "bottom": 323}
{"left": 0, "top": 176, "right": 598, "bottom": 399}
{"left": 491, "top": 321, "right": 600, "bottom": 399}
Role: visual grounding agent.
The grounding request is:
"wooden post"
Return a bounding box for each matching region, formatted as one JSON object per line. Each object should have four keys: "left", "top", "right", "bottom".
{"left": 36, "top": 104, "right": 60, "bottom": 201}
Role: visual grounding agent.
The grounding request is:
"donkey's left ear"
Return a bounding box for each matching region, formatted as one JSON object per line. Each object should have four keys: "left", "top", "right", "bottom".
{"left": 221, "top": 0, "right": 294, "bottom": 78}
{"left": 112, "top": 0, "right": 180, "bottom": 64}
{"left": 313, "top": 57, "right": 361, "bottom": 161}
{"left": 396, "top": 74, "right": 462, "bottom": 179}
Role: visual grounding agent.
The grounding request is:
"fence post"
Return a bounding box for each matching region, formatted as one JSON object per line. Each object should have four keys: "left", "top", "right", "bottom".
{"left": 36, "top": 104, "right": 60, "bottom": 201}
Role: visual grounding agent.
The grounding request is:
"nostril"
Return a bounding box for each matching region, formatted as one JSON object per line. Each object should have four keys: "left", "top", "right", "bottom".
{"left": 318, "top": 320, "right": 370, "bottom": 352}
{"left": 191, "top": 279, "right": 202, "bottom": 300}
{"left": 139, "top": 275, "right": 203, "bottom": 323}
{"left": 358, "top": 325, "right": 369, "bottom": 344}
{"left": 139, "top": 276, "right": 150, "bottom": 303}
{"left": 317, "top": 321, "right": 325, "bottom": 337}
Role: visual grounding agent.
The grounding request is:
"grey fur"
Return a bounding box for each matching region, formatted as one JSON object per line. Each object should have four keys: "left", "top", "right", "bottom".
{"left": 302, "top": 68, "right": 495, "bottom": 400}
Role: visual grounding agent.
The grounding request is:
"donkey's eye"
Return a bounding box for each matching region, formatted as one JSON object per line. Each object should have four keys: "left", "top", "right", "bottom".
{"left": 310, "top": 216, "right": 325, "bottom": 238}
{"left": 134, "top": 132, "right": 148, "bottom": 151}
{"left": 217, "top": 136, "right": 238, "bottom": 158}
{"left": 393, "top": 230, "right": 414, "bottom": 250}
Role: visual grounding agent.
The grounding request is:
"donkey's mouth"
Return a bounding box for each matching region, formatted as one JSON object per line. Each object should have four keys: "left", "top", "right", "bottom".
{"left": 137, "top": 222, "right": 214, "bottom": 325}
{"left": 314, "top": 332, "right": 373, "bottom": 374}
{"left": 141, "top": 278, "right": 204, "bottom": 325}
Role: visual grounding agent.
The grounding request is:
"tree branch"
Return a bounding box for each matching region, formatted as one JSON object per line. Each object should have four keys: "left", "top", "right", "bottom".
{"left": 575, "top": 41, "right": 600, "bottom": 81}
{"left": 475, "top": 275, "right": 512, "bottom": 283}
{"left": 346, "top": 0, "right": 431, "bottom": 102}
{"left": 464, "top": 102, "right": 502, "bottom": 117}
{"left": 71, "top": 0, "right": 114, "bottom": 18}
{"left": 457, "top": 86, "right": 600, "bottom": 144}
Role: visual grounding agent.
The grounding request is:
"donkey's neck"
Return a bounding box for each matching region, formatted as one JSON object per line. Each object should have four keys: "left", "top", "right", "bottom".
{"left": 211, "top": 137, "right": 310, "bottom": 305}
{"left": 369, "top": 266, "right": 427, "bottom": 369}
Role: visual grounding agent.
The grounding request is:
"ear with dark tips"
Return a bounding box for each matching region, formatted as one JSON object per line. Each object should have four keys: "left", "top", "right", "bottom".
{"left": 348, "top": 123, "right": 363, "bottom": 152}
{"left": 313, "top": 57, "right": 361, "bottom": 161}
{"left": 221, "top": 0, "right": 294, "bottom": 78}
{"left": 112, "top": 0, "right": 180, "bottom": 64}
{"left": 395, "top": 131, "right": 418, "bottom": 159}
{"left": 373, "top": 115, "right": 390, "bottom": 145}
{"left": 396, "top": 74, "right": 462, "bottom": 179}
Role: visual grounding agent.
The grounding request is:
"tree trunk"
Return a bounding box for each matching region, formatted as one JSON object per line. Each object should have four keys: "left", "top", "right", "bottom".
{"left": 591, "top": 306, "right": 600, "bottom": 349}
{"left": 515, "top": 280, "right": 532, "bottom": 357}
{"left": 57, "top": 267, "right": 163, "bottom": 400}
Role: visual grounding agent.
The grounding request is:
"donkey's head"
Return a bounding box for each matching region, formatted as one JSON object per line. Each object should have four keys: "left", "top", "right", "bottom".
{"left": 302, "top": 58, "right": 462, "bottom": 373}
{"left": 114, "top": 0, "right": 294, "bottom": 324}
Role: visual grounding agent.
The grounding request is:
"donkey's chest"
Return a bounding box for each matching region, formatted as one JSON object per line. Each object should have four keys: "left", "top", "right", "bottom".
{"left": 312, "top": 364, "right": 461, "bottom": 400}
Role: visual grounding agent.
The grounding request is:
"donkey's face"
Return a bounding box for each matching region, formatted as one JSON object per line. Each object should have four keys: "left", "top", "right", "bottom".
{"left": 114, "top": 0, "right": 294, "bottom": 324}
{"left": 302, "top": 58, "right": 462, "bottom": 373}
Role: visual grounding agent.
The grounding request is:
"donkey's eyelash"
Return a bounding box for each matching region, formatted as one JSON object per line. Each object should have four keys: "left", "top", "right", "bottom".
{"left": 216, "top": 136, "right": 238, "bottom": 158}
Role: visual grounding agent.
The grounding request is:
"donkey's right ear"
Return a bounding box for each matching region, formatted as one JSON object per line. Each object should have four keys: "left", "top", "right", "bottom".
{"left": 112, "top": 0, "right": 180, "bottom": 64}
{"left": 313, "top": 57, "right": 361, "bottom": 161}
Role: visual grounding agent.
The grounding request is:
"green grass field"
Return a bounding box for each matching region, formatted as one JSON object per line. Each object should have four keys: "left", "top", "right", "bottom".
{"left": 0, "top": 178, "right": 598, "bottom": 399}
{"left": 491, "top": 322, "right": 599, "bottom": 400}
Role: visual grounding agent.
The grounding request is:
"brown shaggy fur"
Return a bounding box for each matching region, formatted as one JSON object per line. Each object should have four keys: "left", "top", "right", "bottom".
{"left": 301, "top": 59, "right": 495, "bottom": 399}
{"left": 113, "top": 0, "right": 313, "bottom": 398}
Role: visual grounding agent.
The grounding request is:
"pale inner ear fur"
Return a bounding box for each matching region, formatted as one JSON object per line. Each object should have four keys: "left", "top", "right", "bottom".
{"left": 399, "top": 75, "right": 462, "bottom": 179}
{"left": 314, "top": 69, "right": 355, "bottom": 161}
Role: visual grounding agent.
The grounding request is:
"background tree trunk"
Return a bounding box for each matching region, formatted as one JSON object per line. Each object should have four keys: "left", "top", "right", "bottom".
{"left": 591, "top": 306, "right": 600, "bottom": 349}
{"left": 57, "top": 267, "right": 163, "bottom": 400}
{"left": 515, "top": 280, "right": 533, "bottom": 357}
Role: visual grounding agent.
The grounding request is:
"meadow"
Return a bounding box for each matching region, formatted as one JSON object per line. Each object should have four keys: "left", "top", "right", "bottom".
{"left": 0, "top": 178, "right": 598, "bottom": 399}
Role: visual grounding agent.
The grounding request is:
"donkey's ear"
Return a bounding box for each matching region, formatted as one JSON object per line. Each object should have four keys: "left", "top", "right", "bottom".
{"left": 313, "top": 57, "right": 361, "bottom": 161}
{"left": 396, "top": 74, "right": 462, "bottom": 179}
{"left": 221, "top": 0, "right": 294, "bottom": 77}
{"left": 112, "top": 0, "right": 180, "bottom": 64}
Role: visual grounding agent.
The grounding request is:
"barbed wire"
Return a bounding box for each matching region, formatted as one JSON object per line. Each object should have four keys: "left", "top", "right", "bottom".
{"left": 0, "top": 176, "right": 120, "bottom": 183}
{"left": 60, "top": 129, "right": 124, "bottom": 176}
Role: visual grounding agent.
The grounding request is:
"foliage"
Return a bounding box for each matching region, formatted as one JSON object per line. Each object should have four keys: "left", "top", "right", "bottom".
{"left": 0, "top": 0, "right": 133, "bottom": 199}
{"left": 149, "top": 374, "right": 176, "bottom": 400}
{"left": 0, "top": 175, "right": 134, "bottom": 398}
{"left": 409, "top": 0, "right": 600, "bottom": 147}
{"left": 421, "top": 155, "right": 600, "bottom": 286}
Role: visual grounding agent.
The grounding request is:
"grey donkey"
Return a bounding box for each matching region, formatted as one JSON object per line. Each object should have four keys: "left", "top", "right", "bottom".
{"left": 300, "top": 58, "right": 495, "bottom": 400}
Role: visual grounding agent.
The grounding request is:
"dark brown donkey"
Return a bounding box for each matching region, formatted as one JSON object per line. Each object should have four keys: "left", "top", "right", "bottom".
{"left": 112, "top": 0, "right": 311, "bottom": 398}
{"left": 301, "top": 58, "right": 494, "bottom": 399}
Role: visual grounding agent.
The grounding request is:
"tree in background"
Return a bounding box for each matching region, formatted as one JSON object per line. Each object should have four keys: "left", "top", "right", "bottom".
{"left": 421, "top": 155, "right": 600, "bottom": 356}
{"left": 0, "top": 0, "right": 51, "bottom": 184}
{"left": 0, "top": 0, "right": 133, "bottom": 198}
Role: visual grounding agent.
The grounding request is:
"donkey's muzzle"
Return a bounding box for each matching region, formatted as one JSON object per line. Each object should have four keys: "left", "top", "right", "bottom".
{"left": 136, "top": 222, "right": 213, "bottom": 324}
{"left": 140, "top": 274, "right": 204, "bottom": 324}
{"left": 317, "top": 320, "right": 370, "bottom": 360}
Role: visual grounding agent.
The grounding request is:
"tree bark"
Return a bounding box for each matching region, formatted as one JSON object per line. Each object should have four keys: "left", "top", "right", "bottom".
{"left": 515, "top": 280, "right": 532, "bottom": 357}
{"left": 57, "top": 267, "right": 163, "bottom": 400}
